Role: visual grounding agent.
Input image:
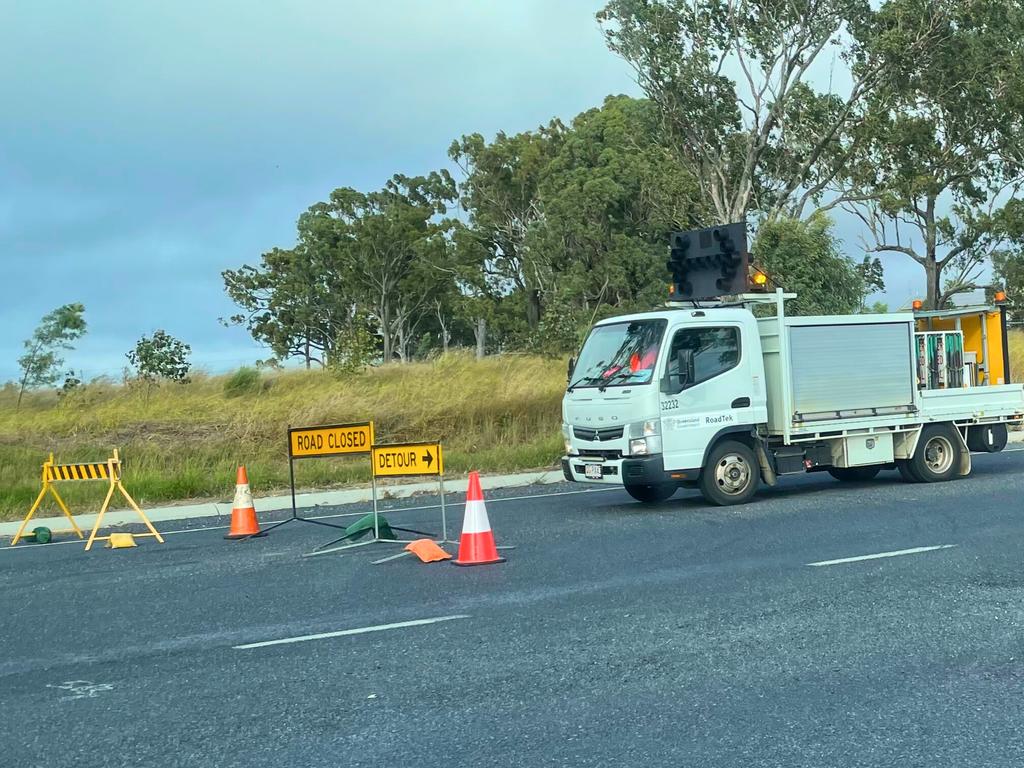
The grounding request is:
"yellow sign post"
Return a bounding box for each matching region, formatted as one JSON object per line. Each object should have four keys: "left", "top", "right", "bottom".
{"left": 289, "top": 422, "right": 375, "bottom": 459}
{"left": 371, "top": 442, "right": 443, "bottom": 478}
{"left": 11, "top": 450, "right": 165, "bottom": 550}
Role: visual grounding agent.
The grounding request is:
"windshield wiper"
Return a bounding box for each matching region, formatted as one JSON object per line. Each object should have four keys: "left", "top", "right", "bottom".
{"left": 567, "top": 375, "right": 595, "bottom": 392}
{"left": 598, "top": 371, "right": 633, "bottom": 392}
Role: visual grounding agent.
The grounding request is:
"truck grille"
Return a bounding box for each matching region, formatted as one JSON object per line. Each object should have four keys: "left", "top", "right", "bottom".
{"left": 577, "top": 449, "right": 622, "bottom": 460}
{"left": 573, "top": 426, "right": 624, "bottom": 442}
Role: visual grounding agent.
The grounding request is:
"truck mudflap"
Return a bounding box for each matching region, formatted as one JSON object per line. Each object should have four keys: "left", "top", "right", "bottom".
{"left": 953, "top": 426, "right": 972, "bottom": 476}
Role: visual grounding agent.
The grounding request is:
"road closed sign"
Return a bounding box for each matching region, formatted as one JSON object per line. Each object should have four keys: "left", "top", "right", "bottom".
{"left": 289, "top": 422, "right": 374, "bottom": 459}
{"left": 372, "top": 442, "right": 443, "bottom": 478}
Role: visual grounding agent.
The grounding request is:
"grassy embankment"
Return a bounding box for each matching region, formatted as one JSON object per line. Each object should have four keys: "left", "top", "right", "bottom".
{"left": 0, "top": 354, "right": 566, "bottom": 522}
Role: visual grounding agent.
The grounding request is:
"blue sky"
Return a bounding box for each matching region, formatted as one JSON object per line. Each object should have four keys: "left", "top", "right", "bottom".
{"left": 0, "top": 1, "right": 921, "bottom": 382}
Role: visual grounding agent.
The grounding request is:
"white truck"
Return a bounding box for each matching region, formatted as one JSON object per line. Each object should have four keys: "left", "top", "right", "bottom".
{"left": 560, "top": 291, "right": 1024, "bottom": 506}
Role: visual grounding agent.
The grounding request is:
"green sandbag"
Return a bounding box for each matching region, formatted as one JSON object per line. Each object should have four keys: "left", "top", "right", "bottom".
{"left": 343, "top": 514, "right": 396, "bottom": 542}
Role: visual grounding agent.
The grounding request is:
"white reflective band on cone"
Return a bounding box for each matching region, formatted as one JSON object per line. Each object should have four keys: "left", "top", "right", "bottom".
{"left": 233, "top": 483, "right": 254, "bottom": 508}
{"left": 461, "top": 498, "right": 492, "bottom": 534}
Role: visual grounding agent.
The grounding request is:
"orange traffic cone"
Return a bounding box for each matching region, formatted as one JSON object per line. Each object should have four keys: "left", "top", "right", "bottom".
{"left": 453, "top": 471, "right": 505, "bottom": 566}
{"left": 225, "top": 466, "right": 264, "bottom": 539}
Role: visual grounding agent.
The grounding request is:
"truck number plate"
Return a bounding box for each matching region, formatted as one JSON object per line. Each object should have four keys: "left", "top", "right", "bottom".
{"left": 584, "top": 463, "right": 603, "bottom": 480}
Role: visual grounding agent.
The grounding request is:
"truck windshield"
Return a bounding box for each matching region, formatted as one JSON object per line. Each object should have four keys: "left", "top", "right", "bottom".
{"left": 570, "top": 319, "right": 667, "bottom": 389}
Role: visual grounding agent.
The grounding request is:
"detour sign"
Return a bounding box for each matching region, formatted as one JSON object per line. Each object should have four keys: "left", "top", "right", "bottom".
{"left": 372, "top": 443, "right": 443, "bottom": 478}
{"left": 289, "top": 422, "right": 374, "bottom": 459}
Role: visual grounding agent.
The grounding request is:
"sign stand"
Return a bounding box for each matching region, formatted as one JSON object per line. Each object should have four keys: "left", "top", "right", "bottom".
{"left": 245, "top": 422, "right": 375, "bottom": 539}
{"left": 308, "top": 441, "right": 448, "bottom": 555}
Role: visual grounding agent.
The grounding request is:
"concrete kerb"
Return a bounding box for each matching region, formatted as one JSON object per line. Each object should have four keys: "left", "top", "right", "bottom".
{"left": 0, "top": 469, "right": 567, "bottom": 538}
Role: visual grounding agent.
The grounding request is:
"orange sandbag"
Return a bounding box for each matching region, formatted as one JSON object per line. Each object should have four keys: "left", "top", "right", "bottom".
{"left": 404, "top": 538, "right": 452, "bottom": 563}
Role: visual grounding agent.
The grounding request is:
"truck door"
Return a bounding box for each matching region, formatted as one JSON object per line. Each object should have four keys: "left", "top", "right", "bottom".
{"left": 659, "top": 324, "right": 751, "bottom": 471}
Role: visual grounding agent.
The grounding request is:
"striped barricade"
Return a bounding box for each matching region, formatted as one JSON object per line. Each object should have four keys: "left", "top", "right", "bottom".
{"left": 11, "top": 449, "right": 164, "bottom": 551}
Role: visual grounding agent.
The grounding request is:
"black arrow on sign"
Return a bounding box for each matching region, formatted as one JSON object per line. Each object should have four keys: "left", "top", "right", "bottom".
{"left": 422, "top": 449, "right": 434, "bottom": 468}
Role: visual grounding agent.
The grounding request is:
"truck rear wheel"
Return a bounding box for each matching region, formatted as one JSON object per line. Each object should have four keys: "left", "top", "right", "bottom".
{"left": 828, "top": 466, "right": 882, "bottom": 482}
{"left": 624, "top": 483, "right": 677, "bottom": 503}
{"left": 909, "top": 424, "right": 962, "bottom": 483}
{"left": 896, "top": 460, "right": 921, "bottom": 483}
{"left": 699, "top": 440, "right": 760, "bottom": 506}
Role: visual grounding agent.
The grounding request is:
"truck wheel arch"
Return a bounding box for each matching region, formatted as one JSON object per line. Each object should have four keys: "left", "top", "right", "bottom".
{"left": 698, "top": 426, "right": 759, "bottom": 467}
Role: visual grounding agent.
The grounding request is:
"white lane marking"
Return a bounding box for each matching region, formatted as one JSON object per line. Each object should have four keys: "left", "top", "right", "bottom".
{"left": 47, "top": 680, "right": 114, "bottom": 700}
{"left": 234, "top": 614, "right": 469, "bottom": 650}
{"left": 371, "top": 551, "right": 413, "bottom": 565}
{"left": 0, "top": 486, "right": 618, "bottom": 551}
{"left": 807, "top": 544, "right": 957, "bottom": 567}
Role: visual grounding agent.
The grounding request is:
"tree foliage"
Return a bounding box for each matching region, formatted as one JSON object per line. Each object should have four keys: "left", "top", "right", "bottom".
{"left": 840, "top": 0, "right": 1024, "bottom": 308}
{"left": 992, "top": 250, "right": 1024, "bottom": 322}
{"left": 17, "top": 303, "right": 87, "bottom": 407}
{"left": 221, "top": 6, "right": 1024, "bottom": 363}
{"left": 752, "top": 216, "right": 864, "bottom": 315}
{"left": 597, "top": 0, "right": 940, "bottom": 224}
{"left": 223, "top": 245, "right": 349, "bottom": 369}
{"left": 303, "top": 172, "right": 456, "bottom": 363}
{"left": 450, "top": 122, "right": 565, "bottom": 330}
{"left": 127, "top": 330, "right": 192, "bottom": 384}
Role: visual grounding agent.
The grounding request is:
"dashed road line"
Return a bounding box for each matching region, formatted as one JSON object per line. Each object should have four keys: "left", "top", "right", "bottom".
{"left": 233, "top": 614, "right": 470, "bottom": 650}
{"left": 807, "top": 544, "right": 957, "bottom": 567}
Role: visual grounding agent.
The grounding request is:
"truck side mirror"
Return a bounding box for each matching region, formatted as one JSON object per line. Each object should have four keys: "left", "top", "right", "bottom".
{"left": 566, "top": 356, "right": 576, "bottom": 383}
{"left": 662, "top": 348, "right": 695, "bottom": 395}
{"left": 677, "top": 349, "right": 695, "bottom": 387}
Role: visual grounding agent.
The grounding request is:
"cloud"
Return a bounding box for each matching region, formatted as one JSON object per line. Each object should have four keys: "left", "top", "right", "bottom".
{"left": 0, "top": 1, "right": 638, "bottom": 380}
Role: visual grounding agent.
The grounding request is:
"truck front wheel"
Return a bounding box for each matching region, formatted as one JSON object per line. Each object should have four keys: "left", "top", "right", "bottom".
{"left": 624, "top": 483, "right": 677, "bottom": 503}
{"left": 909, "top": 424, "right": 962, "bottom": 483}
{"left": 699, "top": 440, "right": 760, "bottom": 506}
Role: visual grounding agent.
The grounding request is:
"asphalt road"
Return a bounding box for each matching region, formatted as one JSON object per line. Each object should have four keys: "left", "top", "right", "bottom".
{"left": 3, "top": 450, "right": 1024, "bottom": 767}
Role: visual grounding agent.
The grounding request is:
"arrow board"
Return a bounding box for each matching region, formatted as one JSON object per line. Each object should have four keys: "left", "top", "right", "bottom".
{"left": 371, "top": 443, "right": 444, "bottom": 478}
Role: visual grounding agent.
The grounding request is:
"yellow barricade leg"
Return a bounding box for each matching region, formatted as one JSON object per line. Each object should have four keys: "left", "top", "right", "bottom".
{"left": 11, "top": 484, "right": 49, "bottom": 546}
{"left": 48, "top": 485, "right": 84, "bottom": 539}
{"left": 117, "top": 482, "right": 164, "bottom": 544}
{"left": 85, "top": 482, "right": 117, "bottom": 552}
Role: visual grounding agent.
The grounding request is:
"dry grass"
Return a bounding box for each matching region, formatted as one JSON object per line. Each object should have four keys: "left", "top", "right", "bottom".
{"left": 1010, "top": 330, "right": 1024, "bottom": 384}
{"left": 0, "top": 353, "right": 567, "bottom": 521}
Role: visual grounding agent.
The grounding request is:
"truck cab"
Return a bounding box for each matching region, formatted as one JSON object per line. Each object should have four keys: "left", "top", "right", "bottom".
{"left": 562, "top": 307, "right": 768, "bottom": 504}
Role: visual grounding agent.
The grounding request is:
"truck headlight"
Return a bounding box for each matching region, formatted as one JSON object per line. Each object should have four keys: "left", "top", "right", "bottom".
{"left": 562, "top": 424, "right": 577, "bottom": 456}
{"left": 629, "top": 419, "right": 660, "bottom": 438}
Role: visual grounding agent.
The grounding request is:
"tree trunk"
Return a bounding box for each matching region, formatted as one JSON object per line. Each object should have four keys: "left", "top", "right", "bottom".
{"left": 304, "top": 336, "right": 311, "bottom": 370}
{"left": 379, "top": 304, "right": 393, "bottom": 363}
{"left": 396, "top": 322, "right": 407, "bottom": 364}
{"left": 435, "top": 303, "right": 450, "bottom": 354}
{"left": 474, "top": 318, "right": 487, "bottom": 360}
{"left": 925, "top": 259, "right": 941, "bottom": 310}
{"left": 526, "top": 289, "right": 541, "bottom": 329}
